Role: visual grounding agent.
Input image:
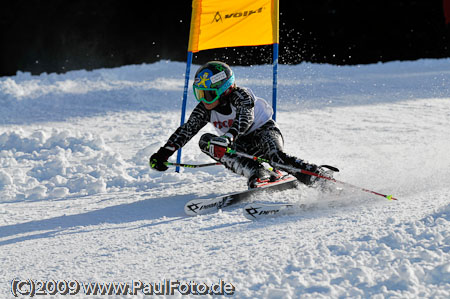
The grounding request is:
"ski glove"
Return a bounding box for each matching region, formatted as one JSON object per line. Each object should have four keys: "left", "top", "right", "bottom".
{"left": 149, "top": 146, "right": 175, "bottom": 171}
{"left": 208, "top": 133, "right": 233, "bottom": 159}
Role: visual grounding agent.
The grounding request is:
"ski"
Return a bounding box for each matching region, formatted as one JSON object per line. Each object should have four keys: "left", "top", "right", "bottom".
{"left": 184, "top": 175, "right": 299, "bottom": 216}
{"left": 243, "top": 202, "right": 297, "bottom": 220}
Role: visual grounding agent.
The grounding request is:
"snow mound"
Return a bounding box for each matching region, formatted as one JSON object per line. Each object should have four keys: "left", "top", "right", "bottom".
{"left": 1, "top": 59, "right": 449, "bottom": 298}
{"left": 0, "top": 129, "right": 135, "bottom": 201}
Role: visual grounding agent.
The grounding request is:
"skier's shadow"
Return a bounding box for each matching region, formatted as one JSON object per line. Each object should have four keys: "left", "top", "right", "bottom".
{"left": 0, "top": 194, "right": 194, "bottom": 246}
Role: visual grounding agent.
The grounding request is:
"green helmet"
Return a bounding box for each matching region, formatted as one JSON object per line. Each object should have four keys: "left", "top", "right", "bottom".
{"left": 193, "top": 61, "right": 235, "bottom": 104}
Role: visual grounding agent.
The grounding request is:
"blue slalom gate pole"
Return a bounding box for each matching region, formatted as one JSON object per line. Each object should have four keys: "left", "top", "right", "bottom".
{"left": 272, "top": 43, "right": 279, "bottom": 121}
{"left": 176, "top": 51, "right": 193, "bottom": 172}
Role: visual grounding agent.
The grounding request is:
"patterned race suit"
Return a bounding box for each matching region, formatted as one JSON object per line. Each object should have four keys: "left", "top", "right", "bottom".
{"left": 163, "top": 86, "right": 319, "bottom": 185}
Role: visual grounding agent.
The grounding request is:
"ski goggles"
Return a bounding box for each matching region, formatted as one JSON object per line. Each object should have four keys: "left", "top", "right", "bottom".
{"left": 193, "top": 74, "right": 235, "bottom": 104}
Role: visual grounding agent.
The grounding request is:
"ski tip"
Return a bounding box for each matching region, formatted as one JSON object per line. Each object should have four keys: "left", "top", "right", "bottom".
{"left": 184, "top": 196, "right": 227, "bottom": 216}
{"left": 184, "top": 200, "right": 208, "bottom": 216}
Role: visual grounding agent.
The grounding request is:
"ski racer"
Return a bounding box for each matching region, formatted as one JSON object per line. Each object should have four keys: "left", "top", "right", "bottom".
{"left": 149, "top": 61, "right": 330, "bottom": 188}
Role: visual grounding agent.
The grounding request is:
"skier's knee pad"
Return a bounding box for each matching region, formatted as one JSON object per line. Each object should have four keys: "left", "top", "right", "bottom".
{"left": 269, "top": 151, "right": 291, "bottom": 165}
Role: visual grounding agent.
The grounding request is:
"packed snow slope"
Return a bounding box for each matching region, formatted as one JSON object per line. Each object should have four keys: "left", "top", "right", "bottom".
{"left": 1, "top": 59, "right": 449, "bottom": 298}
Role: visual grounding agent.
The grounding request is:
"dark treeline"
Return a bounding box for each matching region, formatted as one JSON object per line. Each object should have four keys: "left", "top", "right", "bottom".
{"left": 1, "top": 0, "right": 449, "bottom": 76}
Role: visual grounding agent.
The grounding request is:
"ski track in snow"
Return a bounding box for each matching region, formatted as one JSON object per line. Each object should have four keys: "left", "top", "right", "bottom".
{"left": 0, "top": 59, "right": 449, "bottom": 298}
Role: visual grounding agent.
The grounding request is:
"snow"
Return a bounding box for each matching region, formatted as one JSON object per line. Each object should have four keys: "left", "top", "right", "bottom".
{"left": 1, "top": 59, "right": 449, "bottom": 298}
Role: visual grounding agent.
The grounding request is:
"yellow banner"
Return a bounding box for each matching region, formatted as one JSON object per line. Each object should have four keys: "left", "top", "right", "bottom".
{"left": 188, "top": 0, "right": 279, "bottom": 53}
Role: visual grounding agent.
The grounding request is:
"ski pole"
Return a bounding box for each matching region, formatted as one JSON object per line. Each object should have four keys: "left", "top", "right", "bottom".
{"left": 164, "top": 161, "right": 222, "bottom": 169}
{"left": 226, "top": 148, "right": 397, "bottom": 201}
{"left": 273, "top": 163, "right": 397, "bottom": 200}
{"left": 226, "top": 148, "right": 271, "bottom": 163}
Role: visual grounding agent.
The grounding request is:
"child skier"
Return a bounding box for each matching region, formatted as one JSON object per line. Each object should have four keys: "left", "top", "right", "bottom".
{"left": 149, "top": 61, "right": 330, "bottom": 188}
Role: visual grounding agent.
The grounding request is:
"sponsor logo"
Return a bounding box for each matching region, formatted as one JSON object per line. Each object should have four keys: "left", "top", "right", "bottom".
{"left": 186, "top": 202, "right": 201, "bottom": 213}
{"left": 186, "top": 199, "right": 226, "bottom": 214}
{"left": 212, "top": 11, "right": 223, "bottom": 23}
{"left": 210, "top": 71, "right": 227, "bottom": 84}
{"left": 211, "top": 7, "right": 264, "bottom": 23}
{"left": 245, "top": 206, "right": 281, "bottom": 218}
{"left": 213, "top": 119, "right": 234, "bottom": 130}
{"left": 200, "top": 202, "right": 221, "bottom": 210}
